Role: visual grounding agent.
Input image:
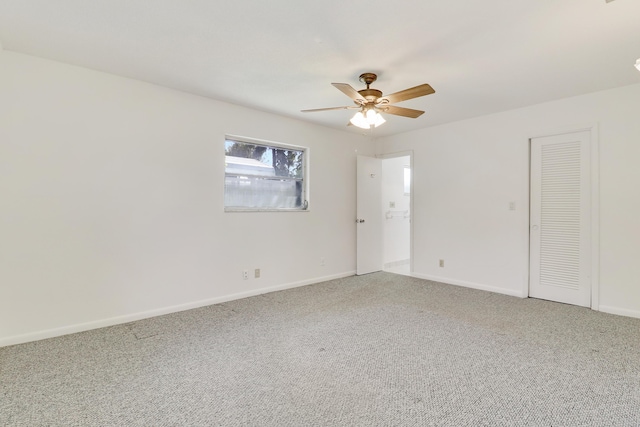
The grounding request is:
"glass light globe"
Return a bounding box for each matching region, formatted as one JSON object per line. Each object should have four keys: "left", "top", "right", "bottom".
{"left": 350, "top": 112, "right": 370, "bottom": 129}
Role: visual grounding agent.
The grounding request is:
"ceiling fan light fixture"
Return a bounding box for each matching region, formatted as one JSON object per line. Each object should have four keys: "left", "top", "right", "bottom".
{"left": 351, "top": 109, "right": 386, "bottom": 129}
{"left": 350, "top": 111, "right": 370, "bottom": 129}
{"left": 373, "top": 111, "right": 386, "bottom": 127}
{"left": 366, "top": 108, "right": 386, "bottom": 127}
{"left": 365, "top": 109, "right": 377, "bottom": 124}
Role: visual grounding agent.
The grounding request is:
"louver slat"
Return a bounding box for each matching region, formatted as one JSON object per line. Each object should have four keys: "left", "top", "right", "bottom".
{"left": 539, "top": 141, "right": 581, "bottom": 290}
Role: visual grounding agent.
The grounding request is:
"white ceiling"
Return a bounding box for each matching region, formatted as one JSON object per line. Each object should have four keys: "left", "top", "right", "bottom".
{"left": 1, "top": 0, "right": 639, "bottom": 137}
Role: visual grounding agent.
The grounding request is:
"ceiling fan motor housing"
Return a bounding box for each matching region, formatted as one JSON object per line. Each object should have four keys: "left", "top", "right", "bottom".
{"left": 358, "top": 88, "right": 383, "bottom": 102}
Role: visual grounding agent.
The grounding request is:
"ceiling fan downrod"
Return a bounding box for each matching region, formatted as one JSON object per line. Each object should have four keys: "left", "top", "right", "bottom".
{"left": 358, "top": 73, "right": 383, "bottom": 101}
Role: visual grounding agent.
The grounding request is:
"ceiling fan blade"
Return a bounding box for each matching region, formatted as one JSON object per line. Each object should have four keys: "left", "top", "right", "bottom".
{"left": 301, "top": 106, "right": 359, "bottom": 113}
{"left": 332, "top": 83, "right": 367, "bottom": 103}
{"left": 378, "top": 84, "right": 435, "bottom": 104}
{"left": 381, "top": 105, "right": 425, "bottom": 118}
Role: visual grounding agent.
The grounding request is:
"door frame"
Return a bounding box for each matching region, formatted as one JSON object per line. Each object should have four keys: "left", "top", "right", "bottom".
{"left": 525, "top": 124, "right": 600, "bottom": 310}
{"left": 378, "top": 150, "right": 414, "bottom": 276}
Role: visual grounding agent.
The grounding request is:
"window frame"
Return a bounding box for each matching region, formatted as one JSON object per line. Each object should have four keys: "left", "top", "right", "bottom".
{"left": 223, "top": 134, "right": 310, "bottom": 213}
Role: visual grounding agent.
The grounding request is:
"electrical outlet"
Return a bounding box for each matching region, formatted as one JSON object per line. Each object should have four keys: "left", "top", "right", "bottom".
{"left": 242, "top": 270, "right": 249, "bottom": 280}
{"left": 254, "top": 268, "right": 260, "bottom": 278}
{"left": 439, "top": 259, "right": 444, "bottom": 268}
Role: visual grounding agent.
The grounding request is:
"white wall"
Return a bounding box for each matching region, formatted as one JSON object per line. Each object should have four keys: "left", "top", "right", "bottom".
{"left": 0, "top": 50, "right": 375, "bottom": 346}
{"left": 377, "top": 82, "right": 640, "bottom": 318}
{"left": 382, "top": 156, "right": 410, "bottom": 266}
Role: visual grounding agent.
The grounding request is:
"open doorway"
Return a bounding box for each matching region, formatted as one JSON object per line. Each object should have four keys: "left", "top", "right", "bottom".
{"left": 381, "top": 154, "right": 411, "bottom": 276}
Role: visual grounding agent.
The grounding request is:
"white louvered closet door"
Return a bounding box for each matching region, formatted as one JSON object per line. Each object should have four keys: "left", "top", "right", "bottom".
{"left": 529, "top": 131, "right": 591, "bottom": 307}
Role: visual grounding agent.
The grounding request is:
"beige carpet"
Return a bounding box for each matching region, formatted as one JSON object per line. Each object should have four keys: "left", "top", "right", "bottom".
{"left": 2, "top": 272, "right": 640, "bottom": 426}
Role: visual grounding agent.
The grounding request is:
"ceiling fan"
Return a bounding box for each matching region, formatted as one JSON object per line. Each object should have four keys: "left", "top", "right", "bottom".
{"left": 301, "top": 73, "right": 435, "bottom": 129}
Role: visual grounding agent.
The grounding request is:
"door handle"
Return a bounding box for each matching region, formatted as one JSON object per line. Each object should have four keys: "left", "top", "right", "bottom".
{"left": 356, "top": 219, "right": 365, "bottom": 223}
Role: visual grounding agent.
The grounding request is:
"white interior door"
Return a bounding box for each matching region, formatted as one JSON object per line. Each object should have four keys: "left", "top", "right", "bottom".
{"left": 357, "top": 155, "right": 383, "bottom": 275}
{"left": 530, "top": 131, "right": 591, "bottom": 307}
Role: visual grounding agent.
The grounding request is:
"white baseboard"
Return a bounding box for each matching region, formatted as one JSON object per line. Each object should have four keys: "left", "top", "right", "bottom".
{"left": 411, "top": 272, "right": 526, "bottom": 298}
{"left": 598, "top": 305, "right": 640, "bottom": 320}
{"left": 411, "top": 275, "right": 640, "bottom": 318}
{"left": 384, "top": 259, "right": 410, "bottom": 269}
{"left": 0, "top": 271, "right": 356, "bottom": 348}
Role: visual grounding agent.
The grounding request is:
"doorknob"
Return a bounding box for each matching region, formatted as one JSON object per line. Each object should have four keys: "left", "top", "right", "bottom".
{"left": 356, "top": 219, "right": 365, "bottom": 223}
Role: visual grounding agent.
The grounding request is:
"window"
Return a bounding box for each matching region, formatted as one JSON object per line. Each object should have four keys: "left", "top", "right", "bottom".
{"left": 224, "top": 136, "right": 308, "bottom": 211}
{"left": 404, "top": 166, "right": 411, "bottom": 196}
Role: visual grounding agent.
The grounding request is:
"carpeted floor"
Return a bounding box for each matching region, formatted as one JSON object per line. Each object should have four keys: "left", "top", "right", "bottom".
{"left": 1, "top": 272, "right": 640, "bottom": 426}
